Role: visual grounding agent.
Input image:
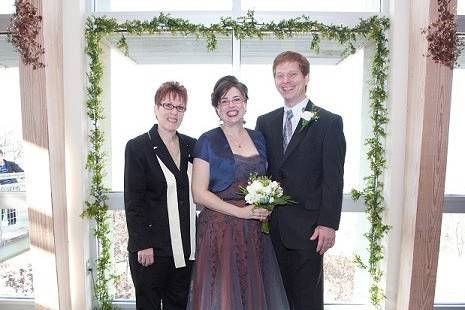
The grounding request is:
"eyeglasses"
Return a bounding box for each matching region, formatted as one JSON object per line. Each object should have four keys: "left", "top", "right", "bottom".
{"left": 219, "top": 97, "right": 244, "bottom": 106}
{"left": 158, "top": 102, "right": 186, "bottom": 112}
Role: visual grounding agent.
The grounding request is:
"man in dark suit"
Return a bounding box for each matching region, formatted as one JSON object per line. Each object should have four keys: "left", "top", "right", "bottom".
{"left": 256, "top": 51, "right": 346, "bottom": 310}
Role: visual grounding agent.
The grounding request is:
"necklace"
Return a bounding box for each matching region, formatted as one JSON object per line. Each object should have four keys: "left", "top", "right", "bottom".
{"left": 223, "top": 128, "right": 245, "bottom": 148}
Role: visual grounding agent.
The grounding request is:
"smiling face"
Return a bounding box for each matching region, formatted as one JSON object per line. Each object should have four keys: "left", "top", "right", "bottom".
{"left": 154, "top": 93, "right": 186, "bottom": 134}
{"left": 216, "top": 86, "right": 247, "bottom": 126}
{"left": 274, "top": 61, "right": 309, "bottom": 107}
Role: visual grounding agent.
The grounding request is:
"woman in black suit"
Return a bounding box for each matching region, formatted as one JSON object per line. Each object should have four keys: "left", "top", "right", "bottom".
{"left": 124, "top": 81, "right": 196, "bottom": 310}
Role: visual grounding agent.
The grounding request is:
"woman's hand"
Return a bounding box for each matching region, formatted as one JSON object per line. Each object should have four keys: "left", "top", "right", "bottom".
{"left": 238, "top": 205, "right": 270, "bottom": 220}
{"left": 137, "top": 248, "right": 154, "bottom": 267}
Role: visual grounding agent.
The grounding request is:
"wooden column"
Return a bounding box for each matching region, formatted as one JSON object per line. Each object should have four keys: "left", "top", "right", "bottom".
{"left": 18, "top": 0, "right": 71, "bottom": 309}
{"left": 397, "top": 0, "right": 455, "bottom": 309}
{"left": 63, "top": 0, "right": 93, "bottom": 308}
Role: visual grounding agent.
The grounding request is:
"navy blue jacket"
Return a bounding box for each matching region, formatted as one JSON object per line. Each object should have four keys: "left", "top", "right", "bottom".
{"left": 0, "top": 160, "right": 24, "bottom": 185}
{"left": 194, "top": 127, "right": 267, "bottom": 192}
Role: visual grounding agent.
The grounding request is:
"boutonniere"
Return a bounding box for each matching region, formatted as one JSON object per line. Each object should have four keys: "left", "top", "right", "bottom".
{"left": 299, "top": 110, "right": 319, "bottom": 132}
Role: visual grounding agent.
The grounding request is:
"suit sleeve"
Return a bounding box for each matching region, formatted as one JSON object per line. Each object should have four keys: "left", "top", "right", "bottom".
{"left": 318, "top": 115, "right": 346, "bottom": 230}
{"left": 255, "top": 115, "right": 264, "bottom": 135}
{"left": 124, "top": 140, "right": 152, "bottom": 251}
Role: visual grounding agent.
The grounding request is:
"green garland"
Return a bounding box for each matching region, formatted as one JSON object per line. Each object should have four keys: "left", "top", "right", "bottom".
{"left": 83, "top": 11, "right": 390, "bottom": 309}
{"left": 351, "top": 17, "right": 391, "bottom": 307}
{"left": 81, "top": 17, "right": 117, "bottom": 310}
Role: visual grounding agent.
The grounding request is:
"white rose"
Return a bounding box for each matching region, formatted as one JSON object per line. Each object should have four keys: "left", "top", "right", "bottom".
{"left": 249, "top": 180, "right": 262, "bottom": 192}
{"left": 301, "top": 111, "right": 315, "bottom": 121}
{"left": 263, "top": 185, "right": 272, "bottom": 195}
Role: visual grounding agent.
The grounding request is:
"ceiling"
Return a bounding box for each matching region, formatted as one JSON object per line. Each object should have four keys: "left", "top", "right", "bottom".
{"left": 105, "top": 33, "right": 368, "bottom": 65}
{"left": 2, "top": 32, "right": 464, "bottom": 69}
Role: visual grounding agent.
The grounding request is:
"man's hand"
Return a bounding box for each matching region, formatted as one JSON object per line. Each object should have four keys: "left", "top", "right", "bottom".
{"left": 137, "top": 248, "right": 154, "bottom": 267}
{"left": 310, "top": 226, "right": 336, "bottom": 255}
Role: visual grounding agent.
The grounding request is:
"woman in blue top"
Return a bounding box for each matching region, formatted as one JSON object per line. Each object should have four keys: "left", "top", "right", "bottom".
{"left": 187, "top": 76, "right": 289, "bottom": 310}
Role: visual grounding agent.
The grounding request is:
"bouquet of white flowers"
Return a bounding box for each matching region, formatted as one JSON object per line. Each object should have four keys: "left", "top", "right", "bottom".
{"left": 239, "top": 174, "right": 294, "bottom": 233}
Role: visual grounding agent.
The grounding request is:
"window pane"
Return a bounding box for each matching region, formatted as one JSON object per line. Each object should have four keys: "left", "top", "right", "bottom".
{"left": 111, "top": 211, "right": 134, "bottom": 300}
{"left": 243, "top": 0, "right": 380, "bottom": 12}
{"left": 0, "top": 35, "right": 32, "bottom": 299}
{"left": 445, "top": 69, "right": 465, "bottom": 194}
{"left": 324, "top": 212, "right": 370, "bottom": 304}
{"left": 241, "top": 48, "right": 364, "bottom": 193}
{"left": 109, "top": 35, "right": 233, "bottom": 191}
{"left": 435, "top": 213, "right": 465, "bottom": 304}
{"left": 0, "top": 0, "right": 15, "bottom": 14}
{"left": 110, "top": 210, "right": 370, "bottom": 304}
{"left": 458, "top": 0, "right": 465, "bottom": 14}
{"left": 0, "top": 37, "right": 25, "bottom": 192}
{"left": 95, "top": 0, "right": 232, "bottom": 11}
{"left": 0, "top": 209, "right": 32, "bottom": 298}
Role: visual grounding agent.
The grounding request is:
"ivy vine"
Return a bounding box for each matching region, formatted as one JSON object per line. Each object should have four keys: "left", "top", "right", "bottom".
{"left": 83, "top": 11, "right": 390, "bottom": 309}
{"left": 351, "top": 16, "right": 391, "bottom": 307}
{"left": 81, "top": 17, "right": 117, "bottom": 310}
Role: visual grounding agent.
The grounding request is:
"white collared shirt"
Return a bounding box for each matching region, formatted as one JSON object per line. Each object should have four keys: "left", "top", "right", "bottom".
{"left": 283, "top": 97, "right": 309, "bottom": 136}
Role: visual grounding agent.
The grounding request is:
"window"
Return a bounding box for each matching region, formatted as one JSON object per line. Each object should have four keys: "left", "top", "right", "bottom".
{"left": 108, "top": 35, "right": 365, "bottom": 193}
{"left": 105, "top": 32, "right": 369, "bottom": 305}
{"left": 111, "top": 210, "right": 134, "bottom": 300}
{"left": 435, "top": 68, "right": 465, "bottom": 306}
{"left": 0, "top": 36, "right": 33, "bottom": 299}
{"left": 0, "top": 0, "right": 15, "bottom": 14}
{"left": 93, "top": 6, "right": 384, "bottom": 309}
{"left": 109, "top": 35, "right": 233, "bottom": 191}
{"left": 435, "top": 213, "right": 465, "bottom": 304}
{"left": 444, "top": 68, "right": 465, "bottom": 195}
{"left": 241, "top": 45, "right": 364, "bottom": 193}
{"left": 109, "top": 209, "right": 371, "bottom": 303}
{"left": 324, "top": 212, "right": 370, "bottom": 304}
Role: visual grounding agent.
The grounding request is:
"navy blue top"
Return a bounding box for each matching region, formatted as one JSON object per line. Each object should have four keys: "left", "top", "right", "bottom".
{"left": 194, "top": 127, "right": 268, "bottom": 192}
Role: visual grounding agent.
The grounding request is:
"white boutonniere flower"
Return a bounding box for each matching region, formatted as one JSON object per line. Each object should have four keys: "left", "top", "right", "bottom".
{"left": 299, "top": 110, "right": 319, "bottom": 132}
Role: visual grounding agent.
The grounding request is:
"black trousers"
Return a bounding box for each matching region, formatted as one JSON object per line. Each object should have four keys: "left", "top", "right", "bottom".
{"left": 271, "top": 227, "right": 324, "bottom": 310}
{"left": 129, "top": 252, "right": 193, "bottom": 310}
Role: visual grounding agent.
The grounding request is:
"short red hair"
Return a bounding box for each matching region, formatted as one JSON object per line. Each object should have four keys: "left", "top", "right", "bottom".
{"left": 272, "top": 51, "right": 310, "bottom": 77}
{"left": 154, "top": 81, "right": 188, "bottom": 106}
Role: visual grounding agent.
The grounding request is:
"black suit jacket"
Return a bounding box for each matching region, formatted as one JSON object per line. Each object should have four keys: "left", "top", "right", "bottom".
{"left": 256, "top": 100, "right": 346, "bottom": 249}
{"left": 124, "top": 124, "right": 196, "bottom": 257}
